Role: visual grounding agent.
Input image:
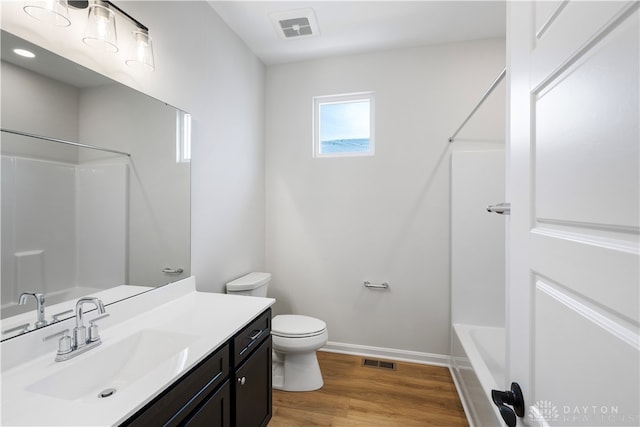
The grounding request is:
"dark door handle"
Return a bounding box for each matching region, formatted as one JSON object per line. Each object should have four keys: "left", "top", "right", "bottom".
{"left": 491, "top": 382, "right": 525, "bottom": 427}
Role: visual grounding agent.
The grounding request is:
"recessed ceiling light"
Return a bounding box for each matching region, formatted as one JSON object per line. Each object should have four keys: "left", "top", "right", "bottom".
{"left": 13, "top": 48, "right": 36, "bottom": 58}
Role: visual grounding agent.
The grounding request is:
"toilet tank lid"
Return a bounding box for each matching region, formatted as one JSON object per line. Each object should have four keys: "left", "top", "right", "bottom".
{"left": 226, "top": 272, "right": 271, "bottom": 291}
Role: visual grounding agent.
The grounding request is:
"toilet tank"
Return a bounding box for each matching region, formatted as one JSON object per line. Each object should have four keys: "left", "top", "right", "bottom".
{"left": 225, "top": 272, "right": 271, "bottom": 297}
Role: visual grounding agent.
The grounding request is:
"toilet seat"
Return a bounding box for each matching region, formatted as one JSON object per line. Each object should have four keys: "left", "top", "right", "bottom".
{"left": 272, "top": 315, "right": 326, "bottom": 338}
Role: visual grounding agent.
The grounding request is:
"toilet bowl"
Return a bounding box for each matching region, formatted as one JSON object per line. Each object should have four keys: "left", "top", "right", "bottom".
{"left": 271, "top": 314, "right": 328, "bottom": 392}
{"left": 225, "top": 272, "right": 328, "bottom": 392}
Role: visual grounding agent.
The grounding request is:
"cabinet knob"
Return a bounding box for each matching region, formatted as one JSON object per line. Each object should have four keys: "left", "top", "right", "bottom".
{"left": 238, "top": 376, "right": 246, "bottom": 385}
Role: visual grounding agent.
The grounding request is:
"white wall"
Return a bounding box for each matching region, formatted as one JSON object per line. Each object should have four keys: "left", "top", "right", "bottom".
{"left": 1, "top": 1, "right": 266, "bottom": 293}
{"left": 0, "top": 61, "right": 80, "bottom": 162}
{"left": 119, "top": 2, "right": 267, "bottom": 292}
{"left": 78, "top": 84, "right": 189, "bottom": 286}
{"left": 451, "top": 150, "right": 505, "bottom": 328}
{"left": 265, "top": 39, "right": 505, "bottom": 357}
{"left": 2, "top": 2, "right": 507, "bottom": 358}
{"left": 76, "top": 163, "right": 127, "bottom": 289}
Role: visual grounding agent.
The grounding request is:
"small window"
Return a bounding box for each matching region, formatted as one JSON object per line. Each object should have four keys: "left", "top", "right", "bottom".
{"left": 313, "top": 92, "right": 375, "bottom": 157}
{"left": 176, "top": 110, "right": 192, "bottom": 163}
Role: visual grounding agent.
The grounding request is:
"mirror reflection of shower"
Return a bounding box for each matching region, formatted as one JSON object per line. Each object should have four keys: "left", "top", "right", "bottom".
{"left": 1, "top": 136, "right": 129, "bottom": 323}
{"left": 0, "top": 31, "right": 190, "bottom": 338}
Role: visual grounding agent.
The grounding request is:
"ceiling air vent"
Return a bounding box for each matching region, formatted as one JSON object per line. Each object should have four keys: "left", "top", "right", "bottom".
{"left": 270, "top": 8, "right": 320, "bottom": 39}
{"left": 280, "top": 17, "right": 312, "bottom": 38}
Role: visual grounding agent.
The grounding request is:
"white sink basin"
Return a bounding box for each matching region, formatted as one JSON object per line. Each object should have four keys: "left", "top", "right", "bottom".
{"left": 27, "top": 329, "right": 198, "bottom": 401}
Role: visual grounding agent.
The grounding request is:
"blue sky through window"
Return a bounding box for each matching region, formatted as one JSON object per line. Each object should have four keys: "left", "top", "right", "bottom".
{"left": 320, "top": 100, "right": 370, "bottom": 142}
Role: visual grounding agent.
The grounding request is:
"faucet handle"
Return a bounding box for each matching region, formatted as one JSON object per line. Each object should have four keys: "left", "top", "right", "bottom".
{"left": 43, "top": 329, "right": 72, "bottom": 355}
{"left": 88, "top": 313, "right": 110, "bottom": 342}
{"left": 2, "top": 323, "right": 30, "bottom": 335}
{"left": 51, "top": 309, "right": 73, "bottom": 323}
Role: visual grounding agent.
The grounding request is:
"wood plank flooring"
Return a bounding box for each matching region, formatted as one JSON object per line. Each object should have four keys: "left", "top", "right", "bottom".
{"left": 269, "top": 351, "right": 469, "bottom": 427}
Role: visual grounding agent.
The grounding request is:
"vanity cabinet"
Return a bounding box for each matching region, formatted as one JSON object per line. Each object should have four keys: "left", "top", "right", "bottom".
{"left": 232, "top": 309, "right": 272, "bottom": 427}
{"left": 121, "top": 308, "right": 271, "bottom": 427}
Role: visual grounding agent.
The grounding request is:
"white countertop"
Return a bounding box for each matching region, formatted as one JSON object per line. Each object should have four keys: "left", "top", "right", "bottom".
{"left": 1, "top": 277, "right": 275, "bottom": 426}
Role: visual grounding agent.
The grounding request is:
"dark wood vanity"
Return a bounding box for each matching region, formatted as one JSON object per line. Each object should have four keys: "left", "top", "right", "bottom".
{"left": 121, "top": 308, "right": 272, "bottom": 427}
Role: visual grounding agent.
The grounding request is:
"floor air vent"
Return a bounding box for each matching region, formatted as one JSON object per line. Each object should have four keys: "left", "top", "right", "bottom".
{"left": 362, "top": 358, "right": 396, "bottom": 371}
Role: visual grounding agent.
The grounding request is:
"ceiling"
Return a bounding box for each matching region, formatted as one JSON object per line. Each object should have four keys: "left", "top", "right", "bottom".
{"left": 208, "top": 1, "right": 506, "bottom": 65}
{"left": 1, "top": 30, "right": 113, "bottom": 88}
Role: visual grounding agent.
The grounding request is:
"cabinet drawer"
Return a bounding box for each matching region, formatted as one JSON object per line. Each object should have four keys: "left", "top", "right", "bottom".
{"left": 233, "top": 308, "right": 271, "bottom": 367}
{"left": 122, "top": 343, "right": 230, "bottom": 427}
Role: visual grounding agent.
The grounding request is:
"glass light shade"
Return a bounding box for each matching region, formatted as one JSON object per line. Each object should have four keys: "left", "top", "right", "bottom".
{"left": 23, "top": 0, "right": 71, "bottom": 27}
{"left": 125, "top": 30, "right": 155, "bottom": 72}
{"left": 82, "top": 2, "right": 118, "bottom": 53}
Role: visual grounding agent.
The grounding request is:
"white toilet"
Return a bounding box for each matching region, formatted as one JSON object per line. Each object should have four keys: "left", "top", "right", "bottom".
{"left": 225, "top": 272, "right": 328, "bottom": 392}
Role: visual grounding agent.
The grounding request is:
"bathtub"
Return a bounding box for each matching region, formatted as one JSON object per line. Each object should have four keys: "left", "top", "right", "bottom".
{"left": 451, "top": 323, "right": 505, "bottom": 427}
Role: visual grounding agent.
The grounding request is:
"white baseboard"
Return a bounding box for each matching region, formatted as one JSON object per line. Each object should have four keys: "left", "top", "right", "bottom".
{"left": 320, "top": 341, "right": 450, "bottom": 367}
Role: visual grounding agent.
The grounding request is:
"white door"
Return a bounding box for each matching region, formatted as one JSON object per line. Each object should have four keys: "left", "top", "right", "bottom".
{"left": 507, "top": 2, "right": 639, "bottom": 427}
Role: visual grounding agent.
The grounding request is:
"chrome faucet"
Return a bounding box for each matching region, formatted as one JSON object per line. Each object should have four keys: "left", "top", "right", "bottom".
{"left": 74, "top": 297, "right": 106, "bottom": 348}
{"left": 43, "top": 297, "right": 109, "bottom": 362}
{"left": 19, "top": 292, "right": 47, "bottom": 328}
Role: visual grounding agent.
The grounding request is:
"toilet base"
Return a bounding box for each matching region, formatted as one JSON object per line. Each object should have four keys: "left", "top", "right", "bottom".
{"left": 272, "top": 350, "right": 324, "bottom": 392}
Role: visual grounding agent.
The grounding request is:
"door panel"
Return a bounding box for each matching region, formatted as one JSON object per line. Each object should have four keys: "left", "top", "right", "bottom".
{"left": 508, "top": 1, "right": 640, "bottom": 426}
{"left": 531, "top": 1, "right": 634, "bottom": 88}
{"left": 534, "top": 281, "right": 639, "bottom": 425}
{"left": 531, "top": 232, "right": 639, "bottom": 323}
{"left": 534, "top": 12, "right": 639, "bottom": 227}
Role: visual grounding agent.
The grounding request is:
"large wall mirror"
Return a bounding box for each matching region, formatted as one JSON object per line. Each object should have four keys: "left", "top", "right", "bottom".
{"left": 1, "top": 30, "right": 191, "bottom": 340}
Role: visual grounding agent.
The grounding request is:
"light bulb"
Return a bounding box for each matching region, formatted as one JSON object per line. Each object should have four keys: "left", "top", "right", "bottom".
{"left": 125, "top": 30, "right": 155, "bottom": 72}
{"left": 82, "top": 2, "right": 118, "bottom": 53}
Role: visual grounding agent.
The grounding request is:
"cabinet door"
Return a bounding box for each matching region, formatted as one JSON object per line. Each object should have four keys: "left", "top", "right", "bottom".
{"left": 234, "top": 336, "right": 272, "bottom": 427}
{"left": 182, "top": 380, "right": 230, "bottom": 427}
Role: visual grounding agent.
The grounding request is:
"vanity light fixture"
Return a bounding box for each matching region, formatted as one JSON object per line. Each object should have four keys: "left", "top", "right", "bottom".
{"left": 82, "top": 0, "right": 118, "bottom": 52}
{"left": 125, "top": 28, "right": 154, "bottom": 72}
{"left": 22, "top": 0, "right": 155, "bottom": 71}
{"left": 23, "top": 0, "right": 71, "bottom": 27}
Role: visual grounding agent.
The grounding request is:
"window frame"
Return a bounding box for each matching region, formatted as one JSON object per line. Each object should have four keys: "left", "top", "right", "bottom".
{"left": 312, "top": 91, "right": 375, "bottom": 158}
{"left": 176, "top": 110, "right": 192, "bottom": 163}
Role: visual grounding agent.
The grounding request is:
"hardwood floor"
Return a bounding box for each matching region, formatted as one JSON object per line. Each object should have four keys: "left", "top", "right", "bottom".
{"left": 269, "top": 351, "right": 469, "bottom": 427}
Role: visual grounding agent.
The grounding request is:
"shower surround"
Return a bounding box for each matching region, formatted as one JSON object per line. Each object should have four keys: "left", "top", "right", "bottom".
{"left": 1, "top": 155, "right": 127, "bottom": 318}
